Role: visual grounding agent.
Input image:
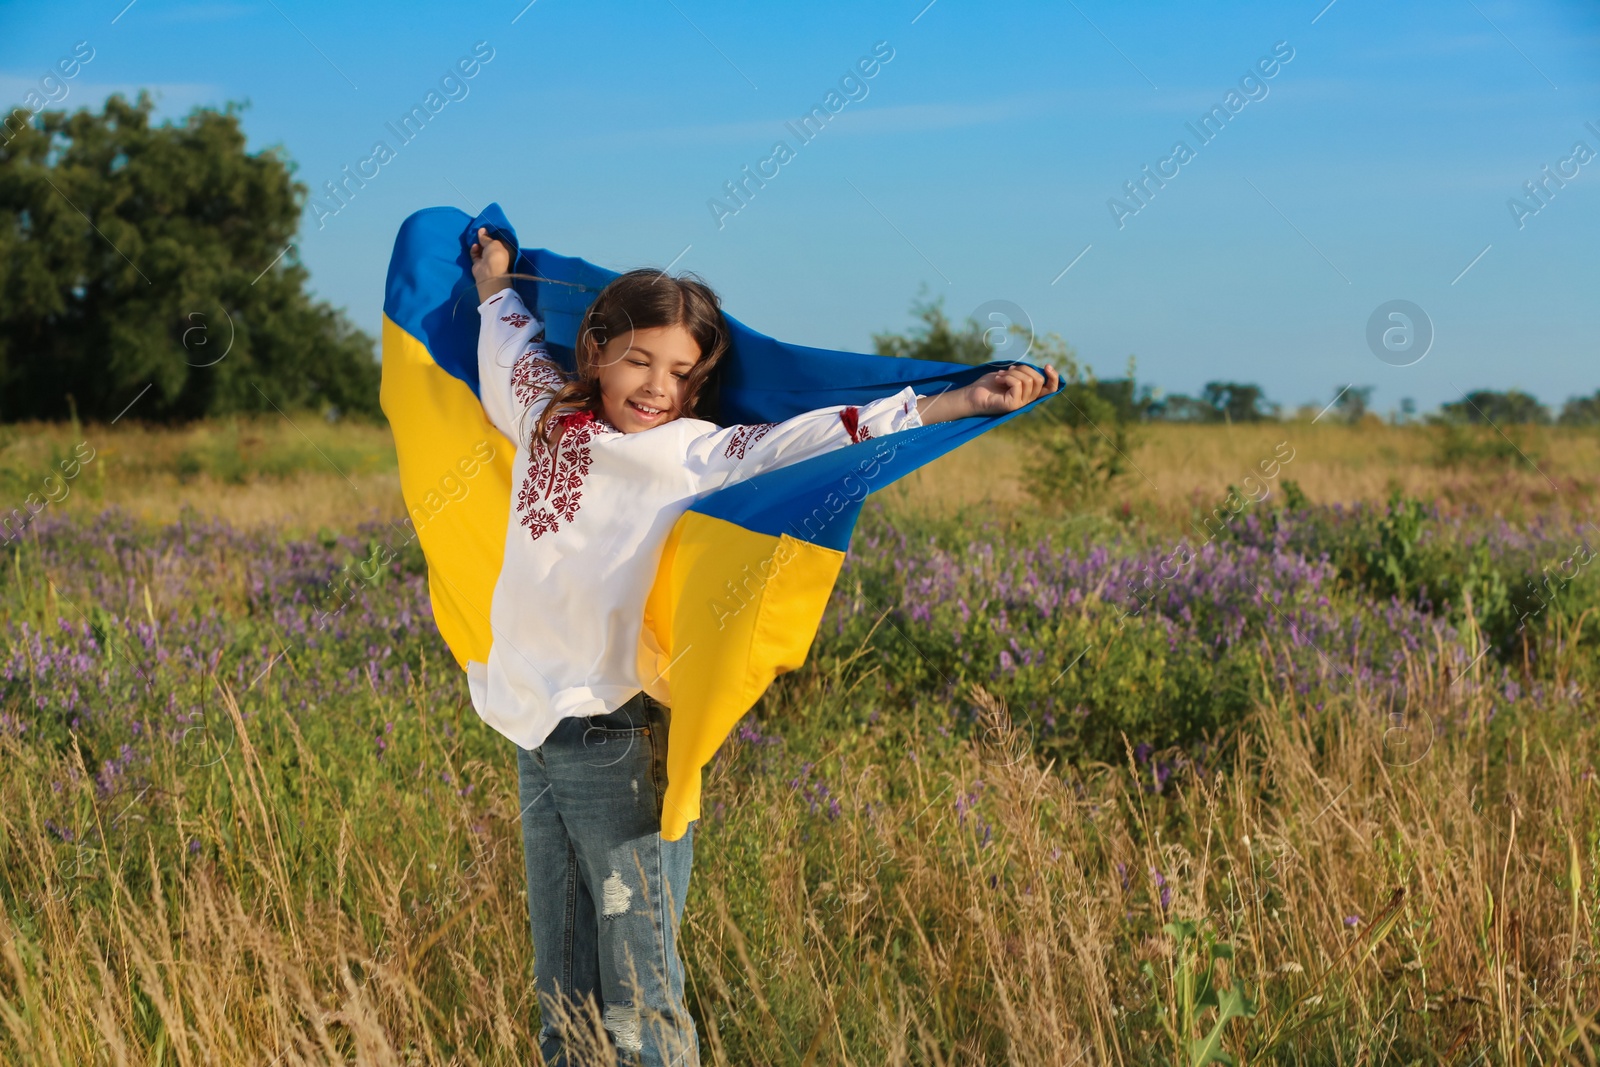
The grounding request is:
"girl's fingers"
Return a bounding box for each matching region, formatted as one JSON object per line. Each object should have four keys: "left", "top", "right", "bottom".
{"left": 1003, "top": 365, "right": 1044, "bottom": 401}
{"left": 994, "top": 363, "right": 1052, "bottom": 409}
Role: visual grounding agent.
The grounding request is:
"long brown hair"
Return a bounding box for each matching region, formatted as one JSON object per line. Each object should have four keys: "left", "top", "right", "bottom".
{"left": 511, "top": 268, "right": 732, "bottom": 450}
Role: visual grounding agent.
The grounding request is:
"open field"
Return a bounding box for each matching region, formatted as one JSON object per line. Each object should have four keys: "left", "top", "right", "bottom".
{"left": 3, "top": 414, "right": 1599, "bottom": 1065}
{"left": 6, "top": 415, "right": 1596, "bottom": 534}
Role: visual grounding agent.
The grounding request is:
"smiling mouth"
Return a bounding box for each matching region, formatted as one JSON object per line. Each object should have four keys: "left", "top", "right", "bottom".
{"left": 627, "top": 399, "right": 667, "bottom": 420}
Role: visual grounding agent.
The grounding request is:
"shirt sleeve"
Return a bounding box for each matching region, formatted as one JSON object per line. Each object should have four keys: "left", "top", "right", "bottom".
{"left": 477, "top": 288, "right": 566, "bottom": 442}
{"left": 683, "top": 385, "right": 923, "bottom": 490}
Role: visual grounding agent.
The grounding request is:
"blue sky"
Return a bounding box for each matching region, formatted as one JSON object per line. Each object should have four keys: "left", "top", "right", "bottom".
{"left": 4, "top": 0, "right": 1598, "bottom": 416}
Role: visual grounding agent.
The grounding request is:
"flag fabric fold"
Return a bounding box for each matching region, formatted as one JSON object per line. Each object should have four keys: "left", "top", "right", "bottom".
{"left": 381, "top": 202, "right": 1054, "bottom": 841}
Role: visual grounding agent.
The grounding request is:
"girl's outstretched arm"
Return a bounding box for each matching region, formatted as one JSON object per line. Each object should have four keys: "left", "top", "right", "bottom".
{"left": 915, "top": 363, "right": 1059, "bottom": 424}
{"left": 682, "top": 362, "right": 1059, "bottom": 491}
{"left": 683, "top": 385, "right": 925, "bottom": 489}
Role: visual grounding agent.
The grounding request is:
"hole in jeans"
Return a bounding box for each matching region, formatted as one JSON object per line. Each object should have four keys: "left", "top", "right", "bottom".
{"left": 604, "top": 1002, "right": 644, "bottom": 1053}
{"left": 602, "top": 869, "right": 633, "bottom": 917}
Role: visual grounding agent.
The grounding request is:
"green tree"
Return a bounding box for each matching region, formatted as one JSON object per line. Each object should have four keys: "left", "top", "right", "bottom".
{"left": 0, "top": 90, "right": 380, "bottom": 423}
{"left": 1148, "top": 382, "right": 1275, "bottom": 423}
{"left": 1017, "top": 340, "right": 1141, "bottom": 506}
{"left": 1439, "top": 389, "right": 1549, "bottom": 426}
{"left": 1559, "top": 389, "right": 1600, "bottom": 426}
{"left": 1150, "top": 393, "right": 1219, "bottom": 422}
{"left": 1200, "top": 380, "right": 1274, "bottom": 422}
{"left": 1332, "top": 384, "right": 1374, "bottom": 425}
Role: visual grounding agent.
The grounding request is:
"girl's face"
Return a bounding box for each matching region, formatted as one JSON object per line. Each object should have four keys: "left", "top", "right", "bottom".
{"left": 595, "top": 324, "right": 703, "bottom": 433}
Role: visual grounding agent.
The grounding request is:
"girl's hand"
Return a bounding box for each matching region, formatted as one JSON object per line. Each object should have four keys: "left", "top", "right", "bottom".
{"left": 471, "top": 226, "right": 513, "bottom": 302}
{"left": 964, "top": 362, "right": 1058, "bottom": 416}
{"left": 919, "top": 363, "right": 1059, "bottom": 424}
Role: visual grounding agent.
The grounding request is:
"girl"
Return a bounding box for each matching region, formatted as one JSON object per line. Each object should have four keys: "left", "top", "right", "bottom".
{"left": 469, "top": 226, "right": 1056, "bottom": 1066}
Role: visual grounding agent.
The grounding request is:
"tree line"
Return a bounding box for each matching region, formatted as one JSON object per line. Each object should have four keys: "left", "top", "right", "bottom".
{"left": 872, "top": 293, "right": 1599, "bottom": 427}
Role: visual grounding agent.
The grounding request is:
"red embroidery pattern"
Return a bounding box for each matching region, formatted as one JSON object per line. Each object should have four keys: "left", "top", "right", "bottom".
{"left": 838, "top": 406, "right": 872, "bottom": 443}
{"left": 510, "top": 346, "right": 567, "bottom": 408}
{"left": 486, "top": 293, "right": 505, "bottom": 307}
{"left": 500, "top": 312, "right": 532, "bottom": 328}
{"left": 723, "top": 422, "right": 776, "bottom": 460}
{"left": 514, "top": 409, "right": 618, "bottom": 541}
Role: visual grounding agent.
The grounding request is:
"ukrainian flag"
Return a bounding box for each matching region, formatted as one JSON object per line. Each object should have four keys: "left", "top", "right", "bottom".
{"left": 382, "top": 203, "right": 1055, "bottom": 841}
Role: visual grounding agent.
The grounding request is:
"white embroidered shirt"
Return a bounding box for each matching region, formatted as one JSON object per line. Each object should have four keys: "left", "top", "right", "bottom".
{"left": 467, "top": 287, "right": 924, "bottom": 751}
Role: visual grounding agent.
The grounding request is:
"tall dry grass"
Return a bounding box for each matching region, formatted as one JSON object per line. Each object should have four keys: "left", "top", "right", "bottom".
{"left": 3, "top": 648, "right": 1596, "bottom": 1063}
{"left": 1, "top": 416, "right": 400, "bottom": 535}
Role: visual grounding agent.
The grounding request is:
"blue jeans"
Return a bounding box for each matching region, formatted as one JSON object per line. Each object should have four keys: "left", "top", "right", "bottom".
{"left": 516, "top": 690, "right": 700, "bottom": 1066}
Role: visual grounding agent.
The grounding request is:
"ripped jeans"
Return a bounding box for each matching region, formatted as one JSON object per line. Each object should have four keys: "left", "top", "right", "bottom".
{"left": 516, "top": 690, "right": 700, "bottom": 1067}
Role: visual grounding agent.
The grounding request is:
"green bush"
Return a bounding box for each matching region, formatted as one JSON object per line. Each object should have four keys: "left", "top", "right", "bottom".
{"left": 1021, "top": 343, "right": 1141, "bottom": 509}
{"left": 1428, "top": 422, "right": 1529, "bottom": 468}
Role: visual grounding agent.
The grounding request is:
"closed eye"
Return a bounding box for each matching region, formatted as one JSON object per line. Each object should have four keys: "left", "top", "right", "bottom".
{"left": 629, "top": 356, "right": 690, "bottom": 381}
